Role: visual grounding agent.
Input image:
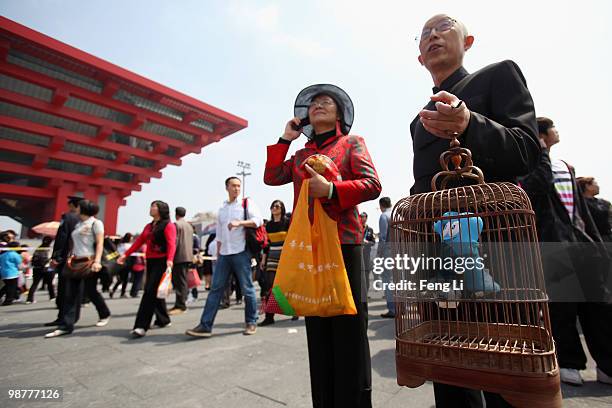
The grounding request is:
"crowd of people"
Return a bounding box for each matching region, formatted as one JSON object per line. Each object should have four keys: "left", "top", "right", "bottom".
{"left": 1, "top": 12, "right": 612, "bottom": 408}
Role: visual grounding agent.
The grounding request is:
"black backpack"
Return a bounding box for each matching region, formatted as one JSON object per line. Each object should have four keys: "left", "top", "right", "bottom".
{"left": 31, "top": 247, "right": 50, "bottom": 268}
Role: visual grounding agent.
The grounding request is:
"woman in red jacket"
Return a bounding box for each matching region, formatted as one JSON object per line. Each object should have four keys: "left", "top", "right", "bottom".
{"left": 118, "top": 200, "right": 176, "bottom": 338}
{"left": 264, "top": 84, "right": 381, "bottom": 408}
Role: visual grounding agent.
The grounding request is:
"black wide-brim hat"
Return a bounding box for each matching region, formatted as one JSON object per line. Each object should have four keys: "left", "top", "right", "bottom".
{"left": 294, "top": 84, "right": 354, "bottom": 139}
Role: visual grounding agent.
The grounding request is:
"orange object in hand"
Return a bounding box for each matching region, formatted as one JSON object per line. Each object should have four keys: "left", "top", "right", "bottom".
{"left": 266, "top": 179, "right": 356, "bottom": 317}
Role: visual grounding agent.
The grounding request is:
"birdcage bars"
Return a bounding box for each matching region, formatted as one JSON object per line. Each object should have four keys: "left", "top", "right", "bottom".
{"left": 390, "top": 139, "right": 560, "bottom": 407}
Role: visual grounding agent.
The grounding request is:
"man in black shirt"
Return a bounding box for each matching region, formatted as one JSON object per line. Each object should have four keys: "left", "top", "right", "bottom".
{"left": 411, "top": 15, "right": 540, "bottom": 196}
{"left": 521, "top": 118, "right": 612, "bottom": 386}
{"left": 45, "top": 196, "right": 81, "bottom": 327}
{"left": 409, "top": 14, "right": 540, "bottom": 407}
{"left": 578, "top": 177, "right": 612, "bottom": 242}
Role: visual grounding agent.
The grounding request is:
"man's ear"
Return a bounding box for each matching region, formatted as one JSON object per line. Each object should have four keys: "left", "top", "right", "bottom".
{"left": 464, "top": 35, "right": 474, "bottom": 51}
{"left": 418, "top": 55, "right": 424, "bottom": 66}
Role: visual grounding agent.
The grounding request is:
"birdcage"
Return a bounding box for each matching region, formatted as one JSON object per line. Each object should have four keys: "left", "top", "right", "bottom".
{"left": 391, "top": 139, "right": 561, "bottom": 408}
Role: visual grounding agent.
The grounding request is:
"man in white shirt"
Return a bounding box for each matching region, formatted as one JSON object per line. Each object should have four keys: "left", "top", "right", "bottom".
{"left": 186, "top": 177, "right": 262, "bottom": 337}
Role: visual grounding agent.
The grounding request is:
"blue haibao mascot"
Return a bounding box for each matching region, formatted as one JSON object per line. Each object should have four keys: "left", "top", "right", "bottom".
{"left": 433, "top": 211, "right": 500, "bottom": 295}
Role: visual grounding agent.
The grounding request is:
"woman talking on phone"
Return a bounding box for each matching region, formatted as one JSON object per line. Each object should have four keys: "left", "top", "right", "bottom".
{"left": 264, "top": 84, "right": 381, "bottom": 407}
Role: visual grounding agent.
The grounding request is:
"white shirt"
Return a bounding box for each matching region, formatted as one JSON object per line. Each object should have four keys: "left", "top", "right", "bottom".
{"left": 215, "top": 197, "right": 262, "bottom": 256}
{"left": 208, "top": 240, "right": 217, "bottom": 258}
{"left": 550, "top": 158, "right": 574, "bottom": 221}
{"left": 71, "top": 217, "right": 104, "bottom": 258}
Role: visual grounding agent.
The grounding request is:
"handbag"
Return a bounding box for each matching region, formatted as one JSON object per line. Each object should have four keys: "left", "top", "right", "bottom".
{"left": 156, "top": 266, "right": 173, "bottom": 299}
{"left": 243, "top": 198, "right": 268, "bottom": 256}
{"left": 64, "top": 256, "right": 95, "bottom": 279}
{"left": 265, "top": 179, "right": 357, "bottom": 317}
{"left": 187, "top": 267, "right": 201, "bottom": 289}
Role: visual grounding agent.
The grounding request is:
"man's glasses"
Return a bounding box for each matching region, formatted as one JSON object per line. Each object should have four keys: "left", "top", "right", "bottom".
{"left": 308, "top": 100, "right": 335, "bottom": 110}
{"left": 416, "top": 18, "right": 456, "bottom": 43}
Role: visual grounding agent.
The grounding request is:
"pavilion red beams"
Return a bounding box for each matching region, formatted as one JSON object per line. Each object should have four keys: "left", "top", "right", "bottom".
{"left": 0, "top": 16, "right": 247, "bottom": 234}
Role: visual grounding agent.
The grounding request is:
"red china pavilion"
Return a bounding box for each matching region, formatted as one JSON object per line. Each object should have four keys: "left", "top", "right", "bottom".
{"left": 0, "top": 16, "right": 247, "bottom": 235}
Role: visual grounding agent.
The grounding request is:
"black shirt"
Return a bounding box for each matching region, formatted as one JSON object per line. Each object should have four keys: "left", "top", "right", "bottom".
{"left": 51, "top": 210, "right": 80, "bottom": 263}
{"left": 585, "top": 197, "right": 612, "bottom": 241}
{"left": 410, "top": 60, "right": 540, "bottom": 194}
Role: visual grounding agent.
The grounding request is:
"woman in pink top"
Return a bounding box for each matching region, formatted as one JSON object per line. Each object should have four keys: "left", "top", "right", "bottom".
{"left": 118, "top": 200, "right": 176, "bottom": 338}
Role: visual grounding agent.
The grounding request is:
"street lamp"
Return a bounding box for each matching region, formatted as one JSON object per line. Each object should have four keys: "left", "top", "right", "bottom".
{"left": 236, "top": 161, "right": 251, "bottom": 199}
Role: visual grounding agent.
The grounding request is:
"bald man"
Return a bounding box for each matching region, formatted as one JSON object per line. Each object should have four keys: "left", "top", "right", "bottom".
{"left": 408, "top": 14, "right": 541, "bottom": 408}
{"left": 411, "top": 14, "right": 540, "bottom": 195}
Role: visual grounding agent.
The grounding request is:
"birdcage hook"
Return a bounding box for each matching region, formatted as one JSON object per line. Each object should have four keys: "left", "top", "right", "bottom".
{"left": 430, "top": 138, "right": 485, "bottom": 191}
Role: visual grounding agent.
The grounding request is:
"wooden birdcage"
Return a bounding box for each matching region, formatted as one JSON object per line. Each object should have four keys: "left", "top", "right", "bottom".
{"left": 391, "top": 139, "right": 561, "bottom": 407}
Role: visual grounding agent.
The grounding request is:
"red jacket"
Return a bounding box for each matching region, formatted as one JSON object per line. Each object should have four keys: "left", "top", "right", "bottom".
{"left": 125, "top": 222, "right": 177, "bottom": 260}
{"left": 264, "top": 127, "right": 381, "bottom": 244}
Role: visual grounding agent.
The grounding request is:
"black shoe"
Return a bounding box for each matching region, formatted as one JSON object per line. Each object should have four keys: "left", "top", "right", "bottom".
{"left": 219, "top": 303, "right": 230, "bottom": 309}
{"left": 291, "top": 316, "right": 299, "bottom": 321}
{"left": 380, "top": 312, "right": 396, "bottom": 318}
{"left": 258, "top": 318, "right": 275, "bottom": 327}
{"left": 185, "top": 325, "right": 212, "bottom": 338}
{"left": 44, "top": 319, "right": 61, "bottom": 327}
{"left": 130, "top": 328, "right": 146, "bottom": 338}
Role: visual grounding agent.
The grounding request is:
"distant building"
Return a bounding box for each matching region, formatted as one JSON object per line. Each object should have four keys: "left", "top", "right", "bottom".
{"left": 189, "top": 211, "right": 217, "bottom": 237}
{"left": 0, "top": 16, "right": 247, "bottom": 235}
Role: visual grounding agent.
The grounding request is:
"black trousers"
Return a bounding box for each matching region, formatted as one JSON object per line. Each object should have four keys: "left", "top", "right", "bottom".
{"left": 1, "top": 278, "right": 19, "bottom": 304}
{"left": 112, "top": 265, "right": 130, "bottom": 296}
{"left": 550, "top": 301, "right": 612, "bottom": 375}
{"left": 99, "top": 267, "right": 112, "bottom": 292}
{"left": 59, "top": 272, "right": 111, "bottom": 332}
{"left": 304, "top": 244, "right": 372, "bottom": 408}
{"left": 433, "top": 383, "right": 514, "bottom": 408}
{"left": 223, "top": 270, "right": 242, "bottom": 305}
{"left": 133, "top": 258, "right": 170, "bottom": 330}
{"left": 130, "top": 271, "right": 144, "bottom": 297}
{"left": 430, "top": 303, "right": 515, "bottom": 408}
{"left": 171, "top": 262, "right": 190, "bottom": 310}
{"left": 362, "top": 245, "right": 372, "bottom": 292}
{"left": 27, "top": 267, "right": 55, "bottom": 302}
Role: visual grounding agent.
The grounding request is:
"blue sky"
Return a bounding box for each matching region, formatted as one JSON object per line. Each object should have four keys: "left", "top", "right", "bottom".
{"left": 1, "top": 0, "right": 611, "bottom": 235}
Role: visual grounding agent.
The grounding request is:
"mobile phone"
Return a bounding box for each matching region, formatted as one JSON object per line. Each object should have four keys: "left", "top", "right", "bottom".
{"left": 291, "top": 117, "right": 310, "bottom": 131}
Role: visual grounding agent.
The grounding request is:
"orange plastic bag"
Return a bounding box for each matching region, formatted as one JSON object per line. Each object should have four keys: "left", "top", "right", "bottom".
{"left": 266, "top": 179, "right": 357, "bottom": 317}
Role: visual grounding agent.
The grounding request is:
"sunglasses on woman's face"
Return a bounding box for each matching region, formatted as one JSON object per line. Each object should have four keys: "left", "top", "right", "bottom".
{"left": 271, "top": 205, "right": 282, "bottom": 209}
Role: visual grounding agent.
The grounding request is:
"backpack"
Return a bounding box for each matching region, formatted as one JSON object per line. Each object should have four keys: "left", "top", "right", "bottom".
{"left": 242, "top": 198, "right": 268, "bottom": 255}
{"left": 31, "top": 247, "right": 50, "bottom": 268}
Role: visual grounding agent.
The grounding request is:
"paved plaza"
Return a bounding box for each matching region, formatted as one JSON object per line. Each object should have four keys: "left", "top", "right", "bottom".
{"left": 1, "top": 289, "right": 610, "bottom": 408}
